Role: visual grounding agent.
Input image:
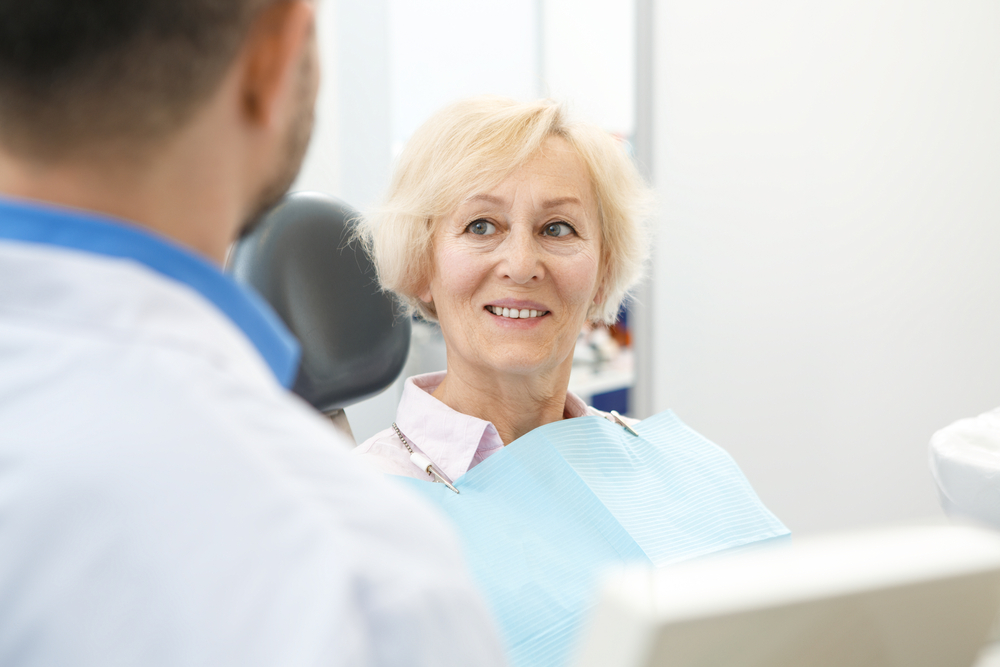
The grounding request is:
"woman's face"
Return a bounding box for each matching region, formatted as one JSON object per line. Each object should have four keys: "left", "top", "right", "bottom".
{"left": 421, "top": 137, "right": 603, "bottom": 381}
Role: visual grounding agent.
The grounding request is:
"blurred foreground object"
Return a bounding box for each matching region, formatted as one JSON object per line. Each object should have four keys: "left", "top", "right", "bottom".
{"left": 930, "top": 407, "right": 1000, "bottom": 528}
{"left": 228, "top": 192, "right": 410, "bottom": 440}
{"left": 575, "top": 525, "right": 1000, "bottom": 667}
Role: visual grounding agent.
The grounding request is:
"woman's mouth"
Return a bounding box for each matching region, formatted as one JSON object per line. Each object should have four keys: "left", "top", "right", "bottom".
{"left": 486, "top": 305, "right": 549, "bottom": 320}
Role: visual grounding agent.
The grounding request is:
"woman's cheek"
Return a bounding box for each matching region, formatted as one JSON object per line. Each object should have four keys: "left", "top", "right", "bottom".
{"left": 434, "top": 243, "right": 487, "bottom": 297}
{"left": 556, "top": 250, "right": 601, "bottom": 305}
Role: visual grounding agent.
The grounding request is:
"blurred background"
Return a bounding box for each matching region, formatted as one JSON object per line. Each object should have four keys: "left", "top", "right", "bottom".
{"left": 292, "top": 0, "right": 1000, "bottom": 537}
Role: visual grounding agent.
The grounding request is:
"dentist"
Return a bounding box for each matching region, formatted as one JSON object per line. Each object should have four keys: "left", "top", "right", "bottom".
{"left": 0, "top": 2, "right": 503, "bottom": 666}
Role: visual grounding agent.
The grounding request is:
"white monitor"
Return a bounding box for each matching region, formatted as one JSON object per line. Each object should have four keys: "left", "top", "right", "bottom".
{"left": 574, "top": 525, "right": 1000, "bottom": 667}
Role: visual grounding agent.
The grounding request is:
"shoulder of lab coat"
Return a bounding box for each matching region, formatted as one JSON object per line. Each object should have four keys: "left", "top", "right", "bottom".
{"left": 0, "top": 239, "right": 506, "bottom": 667}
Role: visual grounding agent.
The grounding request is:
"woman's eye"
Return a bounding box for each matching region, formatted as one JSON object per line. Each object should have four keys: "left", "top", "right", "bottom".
{"left": 467, "top": 219, "right": 496, "bottom": 235}
{"left": 543, "top": 222, "right": 574, "bottom": 237}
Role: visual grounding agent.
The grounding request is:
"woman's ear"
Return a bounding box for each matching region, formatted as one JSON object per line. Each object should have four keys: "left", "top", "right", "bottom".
{"left": 592, "top": 280, "right": 606, "bottom": 307}
{"left": 418, "top": 277, "right": 433, "bottom": 304}
{"left": 416, "top": 256, "right": 439, "bottom": 304}
{"left": 586, "top": 280, "right": 607, "bottom": 322}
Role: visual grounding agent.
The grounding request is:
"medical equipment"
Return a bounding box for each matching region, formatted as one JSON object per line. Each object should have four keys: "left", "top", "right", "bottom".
{"left": 391, "top": 422, "right": 460, "bottom": 494}
{"left": 574, "top": 524, "right": 1000, "bottom": 667}
{"left": 610, "top": 410, "right": 639, "bottom": 436}
{"left": 930, "top": 407, "right": 1000, "bottom": 529}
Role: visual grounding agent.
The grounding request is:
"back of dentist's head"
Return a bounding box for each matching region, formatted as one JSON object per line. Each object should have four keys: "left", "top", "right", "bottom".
{"left": 0, "top": 0, "right": 319, "bottom": 261}
{"left": 0, "top": 0, "right": 269, "bottom": 157}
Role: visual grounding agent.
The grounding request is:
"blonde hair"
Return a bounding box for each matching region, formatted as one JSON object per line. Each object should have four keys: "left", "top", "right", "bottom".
{"left": 358, "top": 96, "right": 653, "bottom": 324}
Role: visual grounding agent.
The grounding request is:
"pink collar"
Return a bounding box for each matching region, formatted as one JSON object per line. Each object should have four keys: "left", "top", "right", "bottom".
{"left": 393, "top": 371, "right": 592, "bottom": 482}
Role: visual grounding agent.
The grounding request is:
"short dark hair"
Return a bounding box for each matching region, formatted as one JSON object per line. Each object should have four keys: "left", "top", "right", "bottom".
{"left": 0, "top": 0, "right": 271, "bottom": 157}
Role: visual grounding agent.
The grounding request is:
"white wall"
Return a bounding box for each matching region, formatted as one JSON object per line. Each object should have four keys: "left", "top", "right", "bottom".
{"left": 293, "top": 0, "right": 341, "bottom": 197}
{"left": 389, "top": 0, "right": 541, "bottom": 151}
{"left": 294, "top": 0, "right": 391, "bottom": 210}
{"left": 646, "top": 0, "right": 1000, "bottom": 533}
{"left": 542, "top": 0, "right": 635, "bottom": 136}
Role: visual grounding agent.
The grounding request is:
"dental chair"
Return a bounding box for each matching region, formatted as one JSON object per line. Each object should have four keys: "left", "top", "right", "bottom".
{"left": 226, "top": 191, "right": 410, "bottom": 443}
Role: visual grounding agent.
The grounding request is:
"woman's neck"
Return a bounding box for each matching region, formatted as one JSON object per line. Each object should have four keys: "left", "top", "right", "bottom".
{"left": 432, "top": 360, "right": 573, "bottom": 445}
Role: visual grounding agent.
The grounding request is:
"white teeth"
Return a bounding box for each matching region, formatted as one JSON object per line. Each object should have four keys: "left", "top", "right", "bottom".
{"left": 488, "top": 305, "right": 547, "bottom": 319}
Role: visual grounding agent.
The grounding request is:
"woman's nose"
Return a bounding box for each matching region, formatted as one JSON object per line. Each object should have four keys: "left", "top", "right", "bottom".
{"left": 498, "top": 228, "right": 542, "bottom": 284}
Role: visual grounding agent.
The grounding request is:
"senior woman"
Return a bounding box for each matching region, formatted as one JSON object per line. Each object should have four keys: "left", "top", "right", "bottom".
{"left": 357, "top": 96, "right": 645, "bottom": 468}
{"left": 355, "top": 97, "right": 786, "bottom": 667}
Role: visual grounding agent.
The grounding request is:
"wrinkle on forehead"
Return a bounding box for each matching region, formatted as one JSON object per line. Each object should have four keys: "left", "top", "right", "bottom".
{"left": 458, "top": 137, "right": 597, "bottom": 219}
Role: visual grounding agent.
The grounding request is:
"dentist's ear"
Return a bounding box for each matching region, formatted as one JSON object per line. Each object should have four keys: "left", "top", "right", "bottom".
{"left": 238, "top": 0, "right": 316, "bottom": 129}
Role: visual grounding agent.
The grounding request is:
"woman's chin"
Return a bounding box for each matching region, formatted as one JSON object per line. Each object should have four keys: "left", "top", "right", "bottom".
{"left": 472, "top": 349, "right": 571, "bottom": 380}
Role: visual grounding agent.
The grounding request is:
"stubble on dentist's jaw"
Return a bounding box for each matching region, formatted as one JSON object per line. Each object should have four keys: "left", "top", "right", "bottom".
{"left": 239, "top": 7, "right": 320, "bottom": 238}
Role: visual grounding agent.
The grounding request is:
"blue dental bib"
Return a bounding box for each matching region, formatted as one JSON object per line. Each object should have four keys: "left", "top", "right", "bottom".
{"left": 399, "top": 409, "right": 788, "bottom": 667}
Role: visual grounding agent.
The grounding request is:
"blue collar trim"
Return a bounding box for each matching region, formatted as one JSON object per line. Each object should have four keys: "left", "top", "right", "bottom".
{"left": 0, "top": 197, "right": 300, "bottom": 388}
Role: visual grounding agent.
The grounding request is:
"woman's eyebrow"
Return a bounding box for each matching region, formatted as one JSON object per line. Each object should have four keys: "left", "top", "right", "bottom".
{"left": 541, "top": 196, "right": 582, "bottom": 209}
{"left": 463, "top": 194, "right": 505, "bottom": 206}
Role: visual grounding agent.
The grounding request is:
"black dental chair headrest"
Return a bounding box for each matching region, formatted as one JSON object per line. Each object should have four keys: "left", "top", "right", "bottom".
{"left": 227, "top": 191, "right": 410, "bottom": 414}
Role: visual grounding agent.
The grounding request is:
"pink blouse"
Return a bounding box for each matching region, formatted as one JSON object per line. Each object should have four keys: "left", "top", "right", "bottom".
{"left": 354, "top": 371, "right": 637, "bottom": 484}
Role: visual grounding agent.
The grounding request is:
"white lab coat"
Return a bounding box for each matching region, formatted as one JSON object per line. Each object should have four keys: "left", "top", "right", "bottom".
{"left": 0, "top": 233, "right": 505, "bottom": 667}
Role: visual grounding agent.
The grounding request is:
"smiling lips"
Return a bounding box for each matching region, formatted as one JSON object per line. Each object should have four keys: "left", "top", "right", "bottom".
{"left": 486, "top": 305, "right": 549, "bottom": 320}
